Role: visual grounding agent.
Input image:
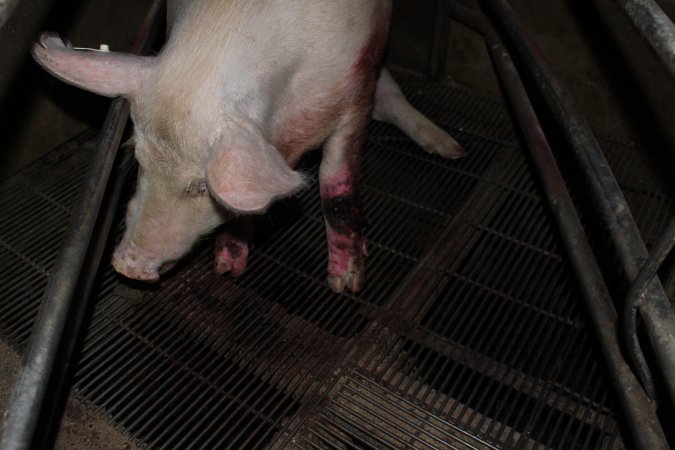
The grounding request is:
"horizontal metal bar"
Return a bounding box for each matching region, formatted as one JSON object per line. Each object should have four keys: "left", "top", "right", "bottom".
{"left": 0, "top": 1, "right": 164, "bottom": 449}
{"left": 479, "top": 0, "right": 675, "bottom": 413}
{"left": 613, "top": 0, "right": 675, "bottom": 79}
{"left": 358, "top": 302, "right": 617, "bottom": 433}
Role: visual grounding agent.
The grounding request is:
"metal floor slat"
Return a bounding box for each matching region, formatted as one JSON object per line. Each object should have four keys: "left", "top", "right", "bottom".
{"left": 3, "top": 70, "right": 669, "bottom": 449}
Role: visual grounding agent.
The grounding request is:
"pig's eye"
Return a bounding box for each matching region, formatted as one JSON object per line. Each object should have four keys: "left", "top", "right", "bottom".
{"left": 185, "top": 178, "right": 208, "bottom": 197}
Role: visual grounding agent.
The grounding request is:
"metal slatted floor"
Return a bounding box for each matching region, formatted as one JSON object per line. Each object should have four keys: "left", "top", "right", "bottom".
{"left": 2, "top": 70, "right": 672, "bottom": 449}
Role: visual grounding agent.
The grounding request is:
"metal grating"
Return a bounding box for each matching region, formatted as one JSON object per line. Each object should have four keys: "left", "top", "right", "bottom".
{"left": 2, "top": 70, "right": 672, "bottom": 449}
{"left": 0, "top": 131, "right": 96, "bottom": 349}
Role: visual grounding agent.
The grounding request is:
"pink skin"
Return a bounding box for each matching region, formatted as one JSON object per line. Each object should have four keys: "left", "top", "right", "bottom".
{"left": 214, "top": 233, "right": 249, "bottom": 277}
{"left": 35, "top": 3, "right": 470, "bottom": 292}
{"left": 321, "top": 170, "right": 367, "bottom": 293}
{"left": 350, "top": 3, "right": 391, "bottom": 80}
{"left": 315, "top": 7, "right": 388, "bottom": 293}
{"left": 112, "top": 238, "right": 177, "bottom": 282}
{"left": 325, "top": 228, "right": 368, "bottom": 292}
{"left": 213, "top": 218, "right": 252, "bottom": 277}
{"left": 111, "top": 13, "right": 388, "bottom": 288}
{"left": 112, "top": 239, "right": 163, "bottom": 282}
{"left": 111, "top": 173, "right": 231, "bottom": 281}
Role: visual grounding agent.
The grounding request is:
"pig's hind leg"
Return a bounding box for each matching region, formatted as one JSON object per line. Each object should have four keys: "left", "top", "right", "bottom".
{"left": 214, "top": 217, "right": 252, "bottom": 277}
{"left": 373, "top": 68, "right": 466, "bottom": 159}
{"left": 321, "top": 113, "right": 369, "bottom": 294}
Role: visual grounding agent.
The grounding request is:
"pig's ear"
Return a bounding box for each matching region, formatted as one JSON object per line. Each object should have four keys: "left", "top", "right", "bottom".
{"left": 32, "top": 33, "right": 153, "bottom": 98}
{"left": 207, "top": 122, "right": 305, "bottom": 213}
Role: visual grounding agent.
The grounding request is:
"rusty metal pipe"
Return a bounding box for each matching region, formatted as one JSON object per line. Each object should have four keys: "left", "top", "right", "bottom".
{"left": 484, "top": 34, "right": 667, "bottom": 450}
{"left": 613, "top": 0, "right": 675, "bottom": 80}
{"left": 446, "top": 2, "right": 668, "bottom": 447}
{"left": 624, "top": 214, "right": 675, "bottom": 402}
{"left": 0, "top": 2, "right": 164, "bottom": 449}
{"left": 479, "top": 0, "right": 675, "bottom": 411}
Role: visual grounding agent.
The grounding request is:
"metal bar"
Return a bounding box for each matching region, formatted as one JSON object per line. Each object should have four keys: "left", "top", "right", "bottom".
{"left": 428, "top": 0, "right": 451, "bottom": 80}
{"left": 359, "top": 302, "right": 615, "bottom": 432}
{"left": 613, "top": 0, "right": 675, "bottom": 79}
{"left": 347, "top": 375, "right": 500, "bottom": 450}
{"left": 479, "top": 0, "right": 675, "bottom": 411}
{"left": 483, "top": 31, "right": 667, "bottom": 449}
{"left": 0, "top": 0, "right": 20, "bottom": 30}
{"left": 624, "top": 213, "right": 675, "bottom": 402}
{"left": 443, "top": 3, "right": 669, "bottom": 447}
{"left": 0, "top": 97, "right": 130, "bottom": 450}
{"left": 0, "top": 2, "right": 164, "bottom": 449}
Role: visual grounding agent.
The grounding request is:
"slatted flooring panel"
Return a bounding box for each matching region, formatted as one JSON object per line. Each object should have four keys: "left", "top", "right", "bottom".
{"left": 4, "top": 71, "right": 670, "bottom": 449}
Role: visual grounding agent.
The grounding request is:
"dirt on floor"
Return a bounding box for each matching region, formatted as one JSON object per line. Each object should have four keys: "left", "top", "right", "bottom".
{"left": 0, "top": 342, "right": 138, "bottom": 450}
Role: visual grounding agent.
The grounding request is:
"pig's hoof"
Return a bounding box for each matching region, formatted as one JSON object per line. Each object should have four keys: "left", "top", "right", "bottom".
{"left": 419, "top": 126, "right": 467, "bottom": 159}
{"left": 214, "top": 234, "right": 249, "bottom": 277}
{"left": 328, "top": 258, "right": 364, "bottom": 294}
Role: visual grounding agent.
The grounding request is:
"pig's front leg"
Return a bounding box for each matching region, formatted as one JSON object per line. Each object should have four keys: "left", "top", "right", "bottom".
{"left": 214, "top": 217, "right": 252, "bottom": 277}
{"left": 321, "top": 115, "right": 369, "bottom": 294}
{"left": 373, "top": 68, "right": 466, "bottom": 159}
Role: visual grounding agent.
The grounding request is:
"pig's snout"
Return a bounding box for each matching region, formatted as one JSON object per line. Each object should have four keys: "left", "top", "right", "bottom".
{"left": 112, "top": 239, "right": 166, "bottom": 282}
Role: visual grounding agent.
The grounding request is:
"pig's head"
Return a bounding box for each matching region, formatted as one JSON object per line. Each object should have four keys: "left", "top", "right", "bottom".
{"left": 32, "top": 34, "right": 305, "bottom": 281}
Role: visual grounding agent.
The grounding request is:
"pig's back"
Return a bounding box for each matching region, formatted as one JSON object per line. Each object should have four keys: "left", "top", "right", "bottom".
{"left": 142, "top": 0, "right": 390, "bottom": 162}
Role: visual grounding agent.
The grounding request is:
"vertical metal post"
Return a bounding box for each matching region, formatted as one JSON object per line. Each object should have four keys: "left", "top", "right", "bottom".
{"left": 428, "top": 0, "right": 451, "bottom": 80}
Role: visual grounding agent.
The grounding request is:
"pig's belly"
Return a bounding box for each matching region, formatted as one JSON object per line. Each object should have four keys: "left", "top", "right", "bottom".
{"left": 272, "top": 110, "right": 341, "bottom": 165}
{"left": 269, "top": 75, "right": 372, "bottom": 166}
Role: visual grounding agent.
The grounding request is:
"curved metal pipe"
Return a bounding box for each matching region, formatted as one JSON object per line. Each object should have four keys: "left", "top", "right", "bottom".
{"left": 614, "top": 0, "right": 675, "bottom": 80}
{"left": 624, "top": 214, "right": 675, "bottom": 402}
{"left": 485, "top": 35, "right": 666, "bottom": 449}
{"left": 447, "top": 2, "right": 668, "bottom": 447}
{"left": 479, "top": 0, "right": 675, "bottom": 411}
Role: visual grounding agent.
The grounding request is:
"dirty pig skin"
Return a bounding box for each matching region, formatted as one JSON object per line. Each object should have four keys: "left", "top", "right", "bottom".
{"left": 32, "top": 0, "right": 466, "bottom": 293}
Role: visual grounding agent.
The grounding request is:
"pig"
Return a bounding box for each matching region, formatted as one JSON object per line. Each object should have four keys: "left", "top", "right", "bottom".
{"left": 32, "top": 0, "right": 465, "bottom": 293}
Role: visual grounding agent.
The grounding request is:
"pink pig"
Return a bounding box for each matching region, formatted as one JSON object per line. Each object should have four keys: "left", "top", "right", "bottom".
{"left": 32, "top": 0, "right": 464, "bottom": 293}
